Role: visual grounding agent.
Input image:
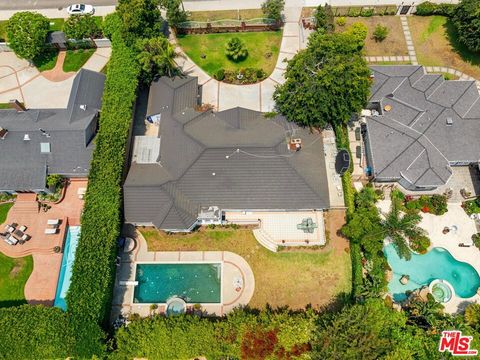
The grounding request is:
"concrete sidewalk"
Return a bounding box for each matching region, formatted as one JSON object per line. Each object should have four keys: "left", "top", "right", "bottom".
{"left": 0, "top": 5, "right": 115, "bottom": 20}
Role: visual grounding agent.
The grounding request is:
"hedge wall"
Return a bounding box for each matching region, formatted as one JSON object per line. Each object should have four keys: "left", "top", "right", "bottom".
{"left": 0, "top": 305, "right": 75, "bottom": 359}
{"left": 66, "top": 19, "right": 141, "bottom": 356}
{"left": 415, "top": 1, "right": 456, "bottom": 16}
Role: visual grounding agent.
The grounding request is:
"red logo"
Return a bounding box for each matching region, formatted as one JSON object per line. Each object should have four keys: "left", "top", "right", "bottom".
{"left": 439, "top": 331, "right": 478, "bottom": 356}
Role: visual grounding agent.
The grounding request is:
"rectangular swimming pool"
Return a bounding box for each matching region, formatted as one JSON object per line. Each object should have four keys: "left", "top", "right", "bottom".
{"left": 54, "top": 226, "right": 81, "bottom": 310}
{"left": 133, "top": 263, "right": 222, "bottom": 304}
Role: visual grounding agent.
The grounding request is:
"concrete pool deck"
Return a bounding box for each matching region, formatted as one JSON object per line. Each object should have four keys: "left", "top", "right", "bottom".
{"left": 378, "top": 200, "right": 480, "bottom": 313}
{"left": 111, "top": 231, "right": 255, "bottom": 320}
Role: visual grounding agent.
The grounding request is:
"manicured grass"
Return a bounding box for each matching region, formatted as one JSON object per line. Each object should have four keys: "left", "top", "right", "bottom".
{"left": 337, "top": 16, "right": 408, "bottom": 56}
{"left": 0, "top": 202, "right": 13, "bottom": 224}
{"left": 63, "top": 49, "right": 95, "bottom": 72}
{"left": 0, "top": 252, "right": 33, "bottom": 307}
{"left": 408, "top": 16, "right": 480, "bottom": 79}
{"left": 33, "top": 48, "right": 59, "bottom": 72}
{"left": 48, "top": 18, "right": 65, "bottom": 32}
{"left": 189, "top": 9, "right": 264, "bottom": 22}
{"left": 0, "top": 20, "right": 7, "bottom": 42}
{"left": 177, "top": 31, "right": 283, "bottom": 77}
{"left": 141, "top": 227, "right": 351, "bottom": 310}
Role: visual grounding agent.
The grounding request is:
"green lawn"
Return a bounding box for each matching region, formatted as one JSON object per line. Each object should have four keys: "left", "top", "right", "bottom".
{"left": 0, "top": 20, "right": 7, "bottom": 42}
{"left": 33, "top": 48, "right": 59, "bottom": 72}
{"left": 0, "top": 202, "right": 13, "bottom": 224}
{"left": 141, "top": 227, "right": 351, "bottom": 310}
{"left": 177, "top": 31, "right": 283, "bottom": 77}
{"left": 48, "top": 18, "right": 65, "bottom": 32}
{"left": 0, "top": 252, "right": 33, "bottom": 308}
{"left": 63, "top": 49, "right": 95, "bottom": 72}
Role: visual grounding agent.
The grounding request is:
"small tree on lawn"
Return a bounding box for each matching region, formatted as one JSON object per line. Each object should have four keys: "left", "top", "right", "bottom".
{"left": 7, "top": 11, "right": 49, "bottom": 61}
{"left": 373, "top": 24, "right": 389, "bottom": 42}
{"left": 452, "top": 0, "right": 480, "bottom": 52}
{"left": 261, "top": 0, "right": 285, "bottom": 23}
{"left": 225, "top": 37, "right": 248, "bottom": 62}
{"left": 63, "top": 15, "right": 101, "bottom": 40}
{"left": 314, "top": 3, "right": 335, "bottom": 33}
{"left": 136, "top": 36, "right": 178, "bottom": 82}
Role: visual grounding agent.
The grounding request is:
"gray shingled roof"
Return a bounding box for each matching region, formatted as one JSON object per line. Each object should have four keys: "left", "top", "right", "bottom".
{"left": 366, "top": 65, "right": 480, "bottom": 188}
{"left": 124, "top": 76, "right": 330, "bottom": 230}
{"left": 0, "top": 69, "right": 105, "bottom": 191}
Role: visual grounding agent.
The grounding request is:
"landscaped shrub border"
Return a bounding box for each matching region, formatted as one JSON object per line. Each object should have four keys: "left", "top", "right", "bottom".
{"left": 66, "top": 19, "right": 141, "bottom": 356}
{"left": 414, "top": 1, "right": 457, "bottom": 16}
{"left": 332, "top": 5, "right": 397, "bottom": 17}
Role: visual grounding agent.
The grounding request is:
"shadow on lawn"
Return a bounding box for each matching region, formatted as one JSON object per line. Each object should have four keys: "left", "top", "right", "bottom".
{"left": 444, "top": 19, "right": 480, "bottom": 68}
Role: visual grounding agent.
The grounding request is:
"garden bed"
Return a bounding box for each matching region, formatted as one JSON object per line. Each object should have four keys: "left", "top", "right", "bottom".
{"left": 408, "top": 15, "right": 480, "bottom": 79}
{"left": 188, "top": 9, "right": 264, "bottom": 22}
{"left": 176, "top": 31, "right": 282, "bottom": 83}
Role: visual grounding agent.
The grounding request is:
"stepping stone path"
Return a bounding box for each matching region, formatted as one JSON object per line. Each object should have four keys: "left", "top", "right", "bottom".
{"left": 400, "top": 16, "right": 418, "bottom": 65}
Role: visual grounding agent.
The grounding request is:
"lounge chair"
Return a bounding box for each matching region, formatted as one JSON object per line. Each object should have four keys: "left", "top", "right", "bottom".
{"left": 4, "top": 224, "right": 15, "bottom": 233}
{"left": 19, "top": 225, "right": 27, "bottom": 232}
{"left": 47, "top": 219, "right": 60, "bottom": 226}
{"left": 45, "top": 228, "right": 57, "bottom": 235}
{"left": 6, "top": 235, "right": 18, "bottom": 245}
{"left": 21, "top": 234, "right": 31, "bottom": 241}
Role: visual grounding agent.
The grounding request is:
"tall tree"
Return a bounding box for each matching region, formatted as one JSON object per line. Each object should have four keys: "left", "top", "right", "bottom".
{"left": 452, "top": 0, "right": 480, "bottom": 52}
{"left": 273, "top": 29, "right": 371, "bottom": 128}
{"left": 116, "top": 0, "right": 163, "bottom": 44}
{"left": 6, "top": 11, "right": 49, "bottom": 61}
{"left": 314, "top": 3, "right": 335, "bottom": 33}
{"left": 261, "top": 0, "right": 285, "bottom": 23}
{"left": 381, "top": 201, "right": 426, "bottom": 260}
{"left": 63, "top": 15, "right": 100, "bottom": 40}
{"left": 160, "top": 0, "right": 189, "bottom": 28}
{"left": 135, "top": 36, "right": 178, "bottom": 82}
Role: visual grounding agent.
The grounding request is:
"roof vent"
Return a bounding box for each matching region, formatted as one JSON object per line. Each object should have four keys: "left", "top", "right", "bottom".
{"left": 386, "top": 93, "right": 394, "bottom": 98}
{"left": 384, "top": 104, "right": 392, "bottom": 112}
{"left": 446, "top": 117, "right": 453, "bottom": 126}
{"left": 40, "top": 142, "right": 51, "bottom": 153}
{"left": 23, "top": 134, "right": 30, "bottom": 141}
{"left": 79, "top": 104, "right": 87, "bottom": 111}
{"left": 0, "top": 127, "right": 7, "bottom": 139}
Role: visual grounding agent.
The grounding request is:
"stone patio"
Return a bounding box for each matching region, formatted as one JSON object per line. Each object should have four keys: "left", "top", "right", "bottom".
{"left": 0, "top": 178, "right": 87, "bottom": 305}
{"left": 111, "top": 231, "right": 255, "bottom": 321}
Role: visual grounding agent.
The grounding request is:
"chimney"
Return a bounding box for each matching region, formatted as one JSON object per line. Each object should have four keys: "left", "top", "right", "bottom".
{"left": 9, "top": 99, "right": 26, "bottom": 112}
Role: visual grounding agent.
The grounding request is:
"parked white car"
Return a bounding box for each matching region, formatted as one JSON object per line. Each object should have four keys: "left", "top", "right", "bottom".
{"left": 67, "top": 4, "right": 95, "bottom": 15}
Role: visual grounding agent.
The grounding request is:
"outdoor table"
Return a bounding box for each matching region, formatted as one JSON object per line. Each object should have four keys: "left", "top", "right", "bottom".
{"left": 13, "top": 229, "right": 24, "bottom": 240}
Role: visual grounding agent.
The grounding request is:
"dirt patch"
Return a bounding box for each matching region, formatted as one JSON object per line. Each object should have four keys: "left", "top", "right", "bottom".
{"left": 9, "top": 258, "right": 25, "bottom": 279}
{"left": 324, "top": 209, "right": 349, "bottom": 255}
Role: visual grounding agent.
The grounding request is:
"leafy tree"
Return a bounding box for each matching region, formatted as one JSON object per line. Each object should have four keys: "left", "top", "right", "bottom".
{"left": 161, "top": 0, "right": 189, "bottom": 28}
{"left": 63, "top": 14, "right": 100, "bottom": 40}
{"left": 344, "top": 22, "right": 368, "bottom": 49}
{"left": 465, "top": 303, "right": 480, "bottom": 329}
{"left": 46, "top": 174, "right": 64, "bottom": 189}
{"left": 225, "top": 37, "right": 248, "bottom": 61}
{"left": 116, "top": 0, "right": 163, "bottom": 44}
{"left": 274, "top": 31, "right": 370, "bottom": 128}
{"left": 6, "top": 11, "right": 49, "bottom": 61}
{"left": 314, "top": 3, "right": 335, "bottom": 33}
{"left": 452, "top": 0, "right": 480, "bottom": 52}
{"left": 373, "top": 24, "right": 389, "bottom": 42}
{"left": 261, "top": 0, "right": 285, "bottom": 23}
{"left": 382, "top": 201, "right": 426, "bottom": 260}
{"left": 404, "top": 294, "right": 445, "bottom": 331}
{"left": 135, "top": 36, "right": 178, "bottom": 82}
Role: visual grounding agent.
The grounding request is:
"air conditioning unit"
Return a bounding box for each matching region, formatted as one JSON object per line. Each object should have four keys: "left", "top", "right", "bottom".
{"left": 23, "top": 134, "right": 30, "bottom": 141}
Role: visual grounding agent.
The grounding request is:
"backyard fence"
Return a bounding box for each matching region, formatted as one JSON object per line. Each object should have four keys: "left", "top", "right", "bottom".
{"left": 176, "top": 18, "right": 281, "bottom": 35}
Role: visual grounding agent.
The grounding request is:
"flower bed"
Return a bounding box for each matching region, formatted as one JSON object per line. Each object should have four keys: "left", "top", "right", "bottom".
{"left": 215, "top": 67, "right": 267, "bottom": 84}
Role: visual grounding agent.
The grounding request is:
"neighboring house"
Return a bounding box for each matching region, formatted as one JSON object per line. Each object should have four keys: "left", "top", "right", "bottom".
{"left": 363, "top": 65, "right": 480, "bottom": 191}
{"left": 0, "top": 69, "right": 105, "bottom": 193}
{"left": 123, "top": 76, "right": 331, "bottom": 232}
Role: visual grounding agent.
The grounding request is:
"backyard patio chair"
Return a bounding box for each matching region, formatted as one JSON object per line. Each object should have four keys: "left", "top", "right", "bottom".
{"left": 6, "top": 235, "right": 18, "bottom": 245}
{"left": 45, "top": 228, "right": 57, "bottom": 235}
{"left": 21, "top": 234, "right": 31, "bottom": 241}
{"left": 47, "top": 219, "right": 60, "bottom": 226}
{"left": 19, "top": 225, "right": 27, "bottom": 232}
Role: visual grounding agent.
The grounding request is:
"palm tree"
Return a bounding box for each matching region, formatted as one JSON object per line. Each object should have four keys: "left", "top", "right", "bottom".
{"left": 136, "top": 36, "right": 179, "bottom": 81}
{"left": 381, "top": 201, "right": 425, "bottom": 260}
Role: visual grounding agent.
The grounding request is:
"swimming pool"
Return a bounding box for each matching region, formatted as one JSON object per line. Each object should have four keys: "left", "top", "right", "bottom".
{"left": 54, "top": 226, "right": 81, "bottom": 310}
{"left": 384, "top": 244, "right": 480, "bottom": 302}
{"left": 133, "top": 263, "right": 222, "bottom": 304}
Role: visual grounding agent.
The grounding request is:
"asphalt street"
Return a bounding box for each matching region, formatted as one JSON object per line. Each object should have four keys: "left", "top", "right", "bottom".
{"left": 0, "top": 0, "right": 116, "bottom": 10}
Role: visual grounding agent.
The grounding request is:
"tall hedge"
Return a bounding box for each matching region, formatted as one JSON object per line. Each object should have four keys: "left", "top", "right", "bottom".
{"left": 0, "top": 305, "right": 75, "bottom": 359}
{"left": 66, "top": 16, "right": 141, "bottom": 356}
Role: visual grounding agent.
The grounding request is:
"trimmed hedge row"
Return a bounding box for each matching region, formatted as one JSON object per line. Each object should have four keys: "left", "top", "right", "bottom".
{"left": 415, "top": 1, "right": 457, "bottom": 16}
{"left": 0, "top": 305, "right": 75, "bottom": 359}
{"left": 66, "top": 16, "right": 141, "bottom": 356}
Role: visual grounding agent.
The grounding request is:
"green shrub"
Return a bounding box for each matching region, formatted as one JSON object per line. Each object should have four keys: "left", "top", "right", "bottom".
{"left": 472, "top": 233, "right": 480, "bottom": 249}
{"left": 66, "top": 15, "right": 141, "bottom": 356}
{"left": 462, "top": 197, "right": 480, "bottom": 215}
{"left": 409, "top": 234, "right": 431, "bottom": 254}
{"left": 336, "top": 16, "right": 346, "bottom": 26}
{"left": 415, "top": 1, "right": 437, "bottom": 15}
{"left": 225, "top": 37, "right": 248, "bottom": 62}
{"left": 214, "top": 68, "right": 225, "bottom": 81}
{"left": 428, "top": 194, "right": 448, "bottom": 215}
{"left": 361, "top": 8, "right": 374, "bottom": 17}
{"left": 372, "top": 24, "right": 389, "bottom": 42}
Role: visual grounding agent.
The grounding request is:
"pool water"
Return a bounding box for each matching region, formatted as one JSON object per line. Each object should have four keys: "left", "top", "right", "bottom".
{"left": 54, "top": 226, "right": 81, "bottom": 310}
{"left": 384, "top": 244, "right": 480, "bottom": 302}
{"left": 134, "top": 263, "right": 221, "bottom": 303}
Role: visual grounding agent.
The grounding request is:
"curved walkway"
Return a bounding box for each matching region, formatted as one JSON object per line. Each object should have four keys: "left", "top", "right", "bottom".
{"left": 172, "top": 3, "right": 304, "bottom": 112}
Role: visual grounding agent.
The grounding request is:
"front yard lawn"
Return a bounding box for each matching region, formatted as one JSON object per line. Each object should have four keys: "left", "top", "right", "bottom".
{"left": 408, "top": 16, "right": 480, "bottom": 79}
{"left": 189, "top": 9, "right": 264, "bottom": 22}
{"left": 33, "top": 48, "right": 59, "bottom": 72}
{"left": 0, "top": 252, "right": 33, "bottom": 308}
{"left": 0, "top": 202, "right": 13, "bottom": 224}
{"left": 177, "top": 31, "right": 283, "bottom": 77}
{"left": 0, "top": 20, "right": 7, "bottom": 42}
{"left": 141, "top": 227, "right": 351, "bottom": 310}
{"left": 63, "top": 49, "right": 95, "bottom": 72}
{"left": 337, "top": 16, "right": 408, "bottom": 56}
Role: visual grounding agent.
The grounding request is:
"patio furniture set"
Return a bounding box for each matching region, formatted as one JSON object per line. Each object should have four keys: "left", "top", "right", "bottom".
{"left": 1, "top": 223, "right": 31, "bottom": 245}
{"left": 45, "top": 219, "right": 61, "bottom": 235}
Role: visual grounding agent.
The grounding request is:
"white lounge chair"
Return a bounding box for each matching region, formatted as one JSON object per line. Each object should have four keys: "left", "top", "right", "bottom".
{"left": 77, "top": 188, "right": 86, "bottom": 199}
{"left": 47, "top": 219, "right": 60, "bottom": 225}
{"left": 45, "top": 228, "right": 57, "bottom": 235}
{"left": 119, "top": 280, "right": 138, "bottom": 286}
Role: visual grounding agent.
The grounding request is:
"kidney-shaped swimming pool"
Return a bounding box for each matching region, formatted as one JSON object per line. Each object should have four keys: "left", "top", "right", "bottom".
{"left": 384, "top": 244, "right": 480, "bottom": 302}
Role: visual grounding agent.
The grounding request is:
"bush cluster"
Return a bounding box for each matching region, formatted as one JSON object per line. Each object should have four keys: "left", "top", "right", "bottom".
{"left": 372, "top": 24, "right": 389, "bottom": 42}
{"left": 415, "top": 1, "right": 457, "bottom": 16}
{"left": 404, "top": 194, "right": 448, "bottom": 215}
{"left": 222, "top": 67, "right": 266, "bottom": 84}
{"left": 409, "top": 234, "right": 431, "bottom": 254}
{"left": 463, "top": 197, "right": 480, "bottom": 215}
{"left": 66, "top": 14, "right": 141, "bottom": 356}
